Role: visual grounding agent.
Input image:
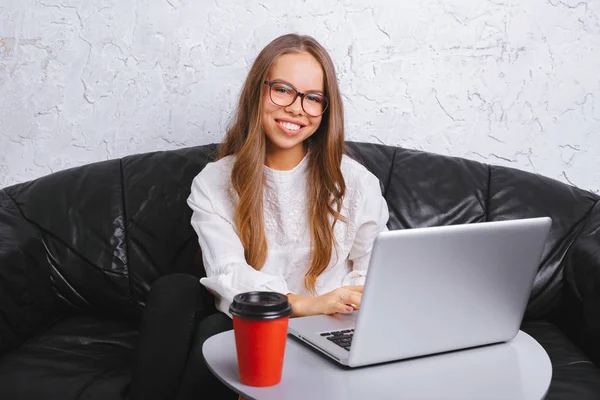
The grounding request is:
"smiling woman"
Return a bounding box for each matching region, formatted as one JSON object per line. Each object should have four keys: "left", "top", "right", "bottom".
{"left": 260, "top": 53, "right": 328, "bottom": 169}
{"left": 183, "top": 33, "right": 389, "bottom": 398}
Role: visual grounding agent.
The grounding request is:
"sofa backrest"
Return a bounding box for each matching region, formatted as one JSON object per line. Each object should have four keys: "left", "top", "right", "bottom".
{"left": 0, "top": 190, "right": 57, "bottom": 354}
{"left": 346, "top": 142, "right": 599, "bottom": 320}
{"left": 120, "top": 144, "right": 219, "bottom": 315}
{"left": 3, "top": 158, "right": 133, "bottom": 317}
{"left": 1, "top": 144, "right": 220, "bottom": 318}
{"left": 2, "top": 141, "right": 598, "bottom": 322}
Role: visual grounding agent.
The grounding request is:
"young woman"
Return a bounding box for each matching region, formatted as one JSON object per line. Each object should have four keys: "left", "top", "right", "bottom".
{"left": 128, "top": 33, "right": 390, "bottom": 400}
{"left": 187, "top": 33, "right": 389, "bottom": 321}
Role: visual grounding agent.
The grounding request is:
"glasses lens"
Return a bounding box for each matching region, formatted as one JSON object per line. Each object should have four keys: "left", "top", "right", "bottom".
{"left": 302, "top": 93, "right": 327, "bottom": 117}
{"left": 269, "top": 82, "right": 328, "bottom": 117}
{"left": 270, "top": 82, "right": 296, "bottom": 107}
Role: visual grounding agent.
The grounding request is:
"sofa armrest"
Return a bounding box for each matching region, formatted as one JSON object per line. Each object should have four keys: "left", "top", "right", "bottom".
{"left": 564, "top": 199, "right": 600, "bottom": 362}
{"left": 0, "top": 190, "right": 57, "bottom": 356}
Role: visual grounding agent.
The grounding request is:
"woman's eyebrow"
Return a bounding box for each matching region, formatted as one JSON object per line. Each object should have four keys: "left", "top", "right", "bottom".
{"left": 271, "top": 78, "right": 325, "bottom": 94}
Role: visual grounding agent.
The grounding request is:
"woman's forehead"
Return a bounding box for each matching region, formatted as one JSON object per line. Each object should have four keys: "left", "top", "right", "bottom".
{"left": 268, "top": 52, "right": 324, "bottom": 92}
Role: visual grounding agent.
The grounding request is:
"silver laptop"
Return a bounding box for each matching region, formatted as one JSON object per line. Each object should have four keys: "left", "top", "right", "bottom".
{"left": 288, "top": 217, "right": 552, "bottom": 367}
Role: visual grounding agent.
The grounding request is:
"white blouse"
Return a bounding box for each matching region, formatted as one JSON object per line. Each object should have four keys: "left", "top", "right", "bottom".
{"left": 187, "top": 153, "right": 390, "bottom": 316}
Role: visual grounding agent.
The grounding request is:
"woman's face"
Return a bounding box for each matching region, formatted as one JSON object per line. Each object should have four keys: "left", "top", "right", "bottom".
{"left": 261, "top": 52, "right": 325, "bottom": 166}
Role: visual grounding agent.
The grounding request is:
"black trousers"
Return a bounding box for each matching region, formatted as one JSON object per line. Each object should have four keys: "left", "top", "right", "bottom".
{"left": 129, "top": 273, "right": 237, "bottom": 400}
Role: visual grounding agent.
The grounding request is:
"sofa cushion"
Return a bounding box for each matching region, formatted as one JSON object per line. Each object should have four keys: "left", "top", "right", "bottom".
{"left": 522, "top": 320, "right": 600, "bottom": 400}
{"left": 0, "top": 315, "right": 137, "bottom": 400}
{"left": 0, "top": 191, "right": 56, "bottom": 356}
{"left": 563, "top": 199, "right": 600, "bottom": 363}
{"left": 384, "top": 146, "right": 489, "bottom": 229}
{"left": 121, "top": 144, "right": 218, "bottom": 312}
{"left": 489, "top": 165, "right": 598, "bottom": 319}
{"left": 376, "top": 142, "right": 598, "bottom": 320}
{"left": 4, "top": 160, "right": 132, "bottom": 317}
{"left": 344, "top": 141, "right": 396, "bottom": 196}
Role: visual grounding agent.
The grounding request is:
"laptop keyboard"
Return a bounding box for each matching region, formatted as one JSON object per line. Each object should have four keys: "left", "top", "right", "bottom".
{"left": 320, "top": 328, "right": 354, "bottom": 351}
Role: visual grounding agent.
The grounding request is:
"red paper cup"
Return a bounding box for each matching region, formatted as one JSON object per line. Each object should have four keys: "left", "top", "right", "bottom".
{"left": 229, "top": 291, "right": 292, "bottom": 387}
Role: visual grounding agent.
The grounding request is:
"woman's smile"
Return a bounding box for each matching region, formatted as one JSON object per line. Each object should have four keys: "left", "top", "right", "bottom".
{"left": 275, "top": 119, "right": 306, "bottom": 135}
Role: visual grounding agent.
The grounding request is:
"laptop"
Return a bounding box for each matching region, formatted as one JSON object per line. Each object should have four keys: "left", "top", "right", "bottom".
{"left": 288, "top": 217, "right": 552, "bottom": 367}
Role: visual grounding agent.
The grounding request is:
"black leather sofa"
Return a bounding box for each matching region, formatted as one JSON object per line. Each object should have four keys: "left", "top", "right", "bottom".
{"left": 1, "top": 141, "right": 599, "bottom": 399}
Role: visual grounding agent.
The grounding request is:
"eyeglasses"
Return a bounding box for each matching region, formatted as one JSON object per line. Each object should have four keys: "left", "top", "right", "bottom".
{"left": 263, "top": 80, "right": 329, "bottom": 117}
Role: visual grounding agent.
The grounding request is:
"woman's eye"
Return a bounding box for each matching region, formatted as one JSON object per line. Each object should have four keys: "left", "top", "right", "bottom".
{"left": 273, "top": 84, "right": 293, "bottom": 95}
{"left": 306, "top": 95, "right": 323, "bottom": 104}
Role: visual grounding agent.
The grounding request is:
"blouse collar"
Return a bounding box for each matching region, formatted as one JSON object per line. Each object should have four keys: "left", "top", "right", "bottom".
{"left": 263, "top": 152, "right": 310, "bottom": 184}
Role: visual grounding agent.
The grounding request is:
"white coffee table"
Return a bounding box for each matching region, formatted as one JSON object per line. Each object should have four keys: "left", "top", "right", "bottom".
{"left": 203, "top": 329, "right": 552, "bottom": 400}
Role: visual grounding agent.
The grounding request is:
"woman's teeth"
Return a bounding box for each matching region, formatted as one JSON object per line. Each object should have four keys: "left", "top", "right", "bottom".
{"left": 279, "top": 121, "right": 301, "bottom": 131}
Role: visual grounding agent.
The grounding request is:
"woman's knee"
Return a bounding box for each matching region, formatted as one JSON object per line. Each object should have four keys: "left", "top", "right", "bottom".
{"left": 148, "top": 273, "right": 199, "bottom": 297}
{"left": 196, "top": 312, "right": 233, "bottom": 340}
{"left": 144, "top": 273, "right": 206, "bottom": 312}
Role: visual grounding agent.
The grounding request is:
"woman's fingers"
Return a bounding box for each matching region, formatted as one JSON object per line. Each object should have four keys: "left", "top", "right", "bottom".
{"left": 320, "top": 286, "right": 366, "bottom": 314}
{"left": 332, "top": 301, "right": 354, "bottom": 314}
{"left": 343, "top": 291, "right": 362, "bottom": 309}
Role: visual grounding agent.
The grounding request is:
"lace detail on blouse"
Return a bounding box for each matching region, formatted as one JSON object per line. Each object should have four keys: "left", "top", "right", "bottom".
{"left": 263, "top": 183, "right": 308, "bottom": 246}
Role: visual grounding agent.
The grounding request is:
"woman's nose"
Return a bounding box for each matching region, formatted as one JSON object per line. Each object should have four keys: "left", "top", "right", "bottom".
{"left": 285, "top": 95, "right": 304, "bottom": 115}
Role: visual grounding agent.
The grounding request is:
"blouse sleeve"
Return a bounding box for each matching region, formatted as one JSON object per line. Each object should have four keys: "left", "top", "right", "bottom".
{"left": 187, "top": 173, "right": 290, "bottom": 316}
{"left": 342, "top": 173, "right": 390, "bottom": 287}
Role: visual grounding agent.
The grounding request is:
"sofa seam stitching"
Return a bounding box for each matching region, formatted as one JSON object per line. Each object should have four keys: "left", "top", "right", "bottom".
{"left": 383, "top": 147, "right": 397, "bottom": 199}
{"left": 73, "top": 366, "right": 118, "bottom": 400}
{"left": 485, "top": 165, "right": 491, "bottom": 222}
{"left": 119, "top": 159, "right": 134, "bottom": 308}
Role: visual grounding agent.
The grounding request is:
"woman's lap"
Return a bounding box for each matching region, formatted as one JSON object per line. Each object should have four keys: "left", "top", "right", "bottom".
{"left": 129, "top": 273, "right": 236, "bottom": 400}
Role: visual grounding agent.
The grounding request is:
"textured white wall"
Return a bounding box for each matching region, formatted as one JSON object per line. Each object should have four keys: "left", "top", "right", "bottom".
{"left": 1, "top": 0, "right": 599, "bottom": 193}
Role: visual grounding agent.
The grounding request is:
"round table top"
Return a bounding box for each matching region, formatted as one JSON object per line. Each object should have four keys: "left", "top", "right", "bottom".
{"left": 203, "top": 329, "right": 552, "bottom": 400}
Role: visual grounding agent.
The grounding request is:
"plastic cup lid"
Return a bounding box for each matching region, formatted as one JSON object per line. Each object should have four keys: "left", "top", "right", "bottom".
{"left": 229, "top": 291, "right": 292, "bottom": 320}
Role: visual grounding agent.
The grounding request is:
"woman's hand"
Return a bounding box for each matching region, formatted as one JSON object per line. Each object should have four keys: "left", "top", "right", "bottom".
{"left": 315, "top": 285, "right": 364, "bottom": 315}
{"left": 286, "top": 285, "right": 364, "bottom": 317}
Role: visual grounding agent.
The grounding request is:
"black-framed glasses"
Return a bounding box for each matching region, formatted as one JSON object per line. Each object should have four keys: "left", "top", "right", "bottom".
{"left": 263, "top": 80, "right": 329, "bottom": 117}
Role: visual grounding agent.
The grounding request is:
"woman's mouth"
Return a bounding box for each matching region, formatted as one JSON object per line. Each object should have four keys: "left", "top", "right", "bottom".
{"left": 276, "top": 119, "right": 304, "bottom": 135}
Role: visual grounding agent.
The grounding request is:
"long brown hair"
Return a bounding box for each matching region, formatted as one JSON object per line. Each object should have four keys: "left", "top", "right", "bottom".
{"left": 217, "top": 34, "right": 346, "bottom": 294}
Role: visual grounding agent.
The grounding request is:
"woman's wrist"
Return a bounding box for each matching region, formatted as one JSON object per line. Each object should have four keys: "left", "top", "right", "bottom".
{"left": 286, "top": 293, "right": 316, "bottom": 317}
